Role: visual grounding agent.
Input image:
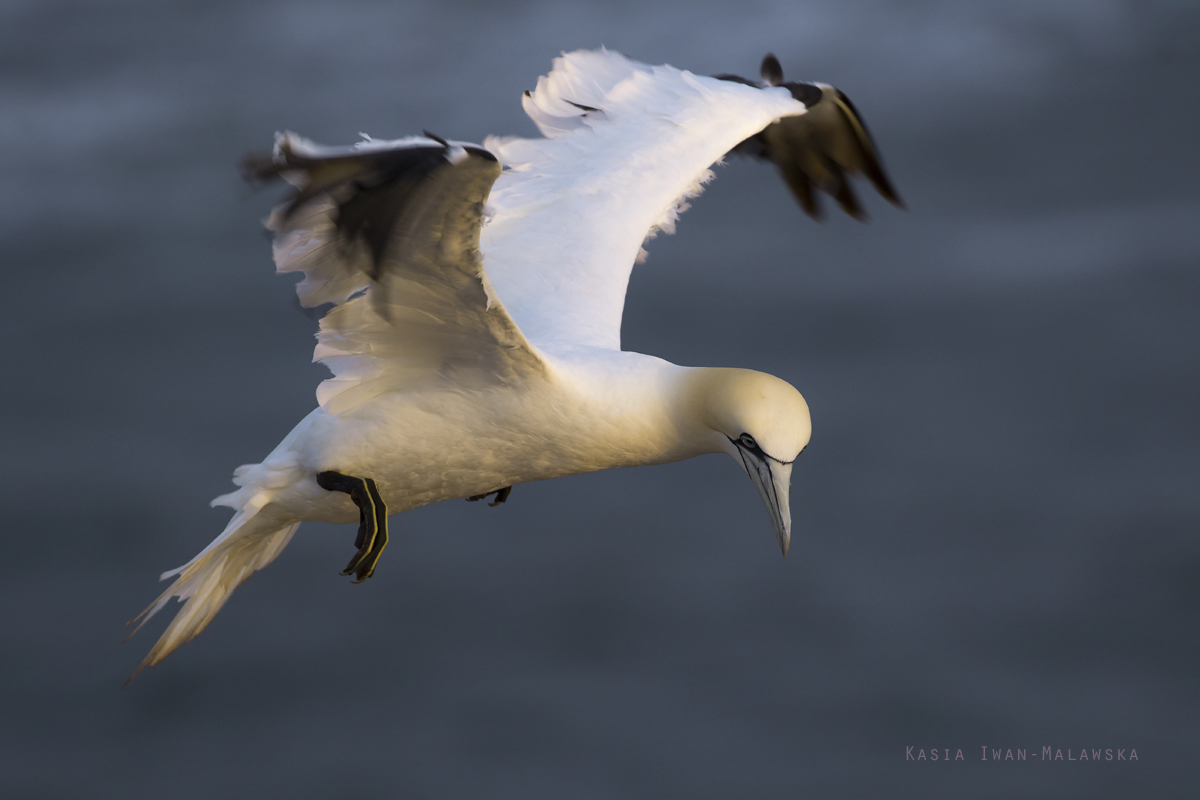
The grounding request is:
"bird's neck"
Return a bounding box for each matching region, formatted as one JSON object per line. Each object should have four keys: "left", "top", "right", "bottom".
{"left": 544, "top": 350, "right": 724, "bottom": 472}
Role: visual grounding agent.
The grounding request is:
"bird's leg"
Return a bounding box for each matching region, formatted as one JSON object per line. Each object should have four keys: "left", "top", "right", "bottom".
{"left": 465, "top": 486, "right": 512, "bottom": 506}
{"left": 316, "top": 471, "right": 389, "bottom": 583}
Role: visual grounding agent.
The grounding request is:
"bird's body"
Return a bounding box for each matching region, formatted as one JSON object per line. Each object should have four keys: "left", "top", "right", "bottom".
{"left": 128, "top": 48, "right": 900, "bottom": 677}
{"left": 234, "top": 352, "right": 704, "bottom": 525}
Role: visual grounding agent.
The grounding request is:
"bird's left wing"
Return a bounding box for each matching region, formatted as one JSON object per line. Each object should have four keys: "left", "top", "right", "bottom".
{"left": 245, "top": 134, "right": 545, "bottom": 415}
{"left": 479, "top": 49, "right": 899, "bottom": 354}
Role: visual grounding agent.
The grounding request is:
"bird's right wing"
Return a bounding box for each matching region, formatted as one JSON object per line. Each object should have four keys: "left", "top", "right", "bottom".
{"left": 244, "top": 134, "right": 546, "bottom": 415}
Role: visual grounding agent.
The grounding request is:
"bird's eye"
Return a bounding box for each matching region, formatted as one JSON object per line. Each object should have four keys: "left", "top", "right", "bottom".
{"left": 738, "top": 434, "right": 757, "bottom": 449}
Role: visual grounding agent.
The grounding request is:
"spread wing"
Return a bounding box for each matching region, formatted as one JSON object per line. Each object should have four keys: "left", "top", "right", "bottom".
{"left": 479, "top": 48, "right": 901, "bottom": 353}
{"left": 244, "top": 133, "right": 545, "bottom": 415}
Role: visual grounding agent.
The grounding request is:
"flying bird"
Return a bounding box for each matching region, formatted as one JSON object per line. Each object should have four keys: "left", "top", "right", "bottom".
{"left": 127, "top": 49, "right": 902, "bottom": 677}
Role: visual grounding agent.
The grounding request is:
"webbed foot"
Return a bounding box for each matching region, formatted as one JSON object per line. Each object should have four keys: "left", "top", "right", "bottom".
{"left": 316, "top": 471, "right": 389, "bottom": 582}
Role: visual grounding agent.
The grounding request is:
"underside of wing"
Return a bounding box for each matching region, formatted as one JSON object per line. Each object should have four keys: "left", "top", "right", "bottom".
{"left": 244, "top": 133, "right": 545, "bottom": 415}
{"left": 480, "top": 49, "right": 810, "bottom": 353}
{"left": 477, "top": 49, "right": 901, "bottom": 355}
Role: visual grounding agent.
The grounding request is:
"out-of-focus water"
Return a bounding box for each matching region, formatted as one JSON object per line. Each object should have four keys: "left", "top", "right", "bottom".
{"left": 2, "top": 2, "right": 1197, "bottom": 797}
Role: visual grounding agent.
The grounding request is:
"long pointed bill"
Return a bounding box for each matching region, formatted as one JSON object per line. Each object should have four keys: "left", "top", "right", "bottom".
{"left": 743, "top": 454, "right": 793, "bottom": 556}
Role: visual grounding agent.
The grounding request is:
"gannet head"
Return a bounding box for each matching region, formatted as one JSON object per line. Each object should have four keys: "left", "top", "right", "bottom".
{"left": 687, "top": 368, "right": 811, "bottom": 556}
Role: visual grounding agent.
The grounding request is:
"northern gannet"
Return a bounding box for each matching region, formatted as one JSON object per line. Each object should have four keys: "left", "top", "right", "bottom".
{"left": 127, "top": 49, "right": 902, "bottom": 678}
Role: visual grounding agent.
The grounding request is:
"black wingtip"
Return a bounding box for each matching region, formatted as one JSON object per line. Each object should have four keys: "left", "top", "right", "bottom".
{"left": 830, "top": 90, "right": 905, "bottom": 210}
{"left": 463, "top": 145, "right": 499, "bottom": 163}
{"left": 238, "top": 151, "right": 282, "bottom": 185}
{"left": 832, "top": 171, "right": 867, "bottom": 221}
{"left": 761, "top": 53, "right": 784, "bottom": 86}
{"left": 783, "top": 81, "right": 823, "bottom": 108}
{"left": 422, "top": 130, "right": 450, "bottom": 147}
{"left": 867, "top": 168, "right": 905, "bottom": 210}
{"left": 778, "top": 166, "right": 822, "bottom": 221}
{"left": 418, "top": 131, "right": 497, "bottom": 164}
{"left": 564, "top": 99, "right": 601, "bottom": 113}
{"left": 713, "top": 73, "right": 760, "bottom": 88}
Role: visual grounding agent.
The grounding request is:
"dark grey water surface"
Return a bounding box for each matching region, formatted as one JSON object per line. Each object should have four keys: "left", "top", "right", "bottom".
{"left": 3, "top": 1, "right": 1198, "bottom": 797}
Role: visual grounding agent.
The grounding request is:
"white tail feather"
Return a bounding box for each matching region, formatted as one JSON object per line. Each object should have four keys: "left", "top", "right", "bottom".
{"left": 126, "top": 509, "right": 299, "bottom": 681}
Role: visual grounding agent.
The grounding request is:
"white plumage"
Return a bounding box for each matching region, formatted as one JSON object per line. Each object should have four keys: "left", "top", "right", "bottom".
{"left": 483, "top": 50, "right": 805, "bottom": 350}
{"left": 127, "top": 48, "right": 900, "bottom": 678}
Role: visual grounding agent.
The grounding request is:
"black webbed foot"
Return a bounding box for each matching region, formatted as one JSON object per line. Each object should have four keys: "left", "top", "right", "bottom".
{"left": 316, "top": 471, "right": 389, "bottom": 582}
{"left": 466, "top": 486, "right": 512, "bottom": 506}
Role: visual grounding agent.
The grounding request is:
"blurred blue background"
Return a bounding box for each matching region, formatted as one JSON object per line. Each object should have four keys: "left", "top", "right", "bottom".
{"left": 2, "top": 1, "right": 1197, "bottom": 797}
